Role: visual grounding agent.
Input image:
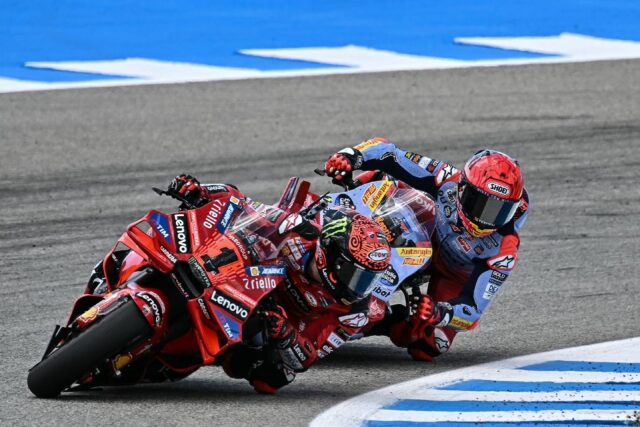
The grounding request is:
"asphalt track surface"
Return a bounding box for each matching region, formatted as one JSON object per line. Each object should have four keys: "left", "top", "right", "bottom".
{"left": 1, "top": 59, "right": 639, "bottom": 426}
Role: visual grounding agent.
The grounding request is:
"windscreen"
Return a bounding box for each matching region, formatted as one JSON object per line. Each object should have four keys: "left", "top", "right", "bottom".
{"left": 371, "top": 188, "right": 436, "bottom": 248}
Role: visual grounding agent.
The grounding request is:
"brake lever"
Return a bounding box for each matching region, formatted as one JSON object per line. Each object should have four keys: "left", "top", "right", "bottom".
{"left": 314, "top": 167, "right": 355, "bottom": 191}
{"left": 152, "top": 187, "right": 197, "bottom": 209}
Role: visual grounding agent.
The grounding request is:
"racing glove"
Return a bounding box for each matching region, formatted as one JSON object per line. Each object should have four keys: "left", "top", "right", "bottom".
{"left": 324, "top": 148, "right": 363, "bottom": 184}
{"left": 263, "top": 306, "right": 294, "bottom": 344}
{"left": 168, "top": 174, "right": 209, "bottom": 207}
{"left": 409, "top": 295, "right": 451, "bottom": 339}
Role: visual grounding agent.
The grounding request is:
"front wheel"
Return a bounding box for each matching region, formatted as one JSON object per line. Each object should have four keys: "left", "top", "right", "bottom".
{"left": 27, "top": 300, "right": 152, "bottom": 398}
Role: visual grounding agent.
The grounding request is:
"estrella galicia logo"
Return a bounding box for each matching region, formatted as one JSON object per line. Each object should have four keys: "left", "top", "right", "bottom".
{"left": 217, "top": 202, "right": 237, "bottom": 233}
{"left": 171, "top": 213, "right": 191, "bottom": 254}
{"left": 150, "top": 212, "right": 173, "bottom": 244}
{"left": 336, "top": 194, "right": 355, "bottom": 210}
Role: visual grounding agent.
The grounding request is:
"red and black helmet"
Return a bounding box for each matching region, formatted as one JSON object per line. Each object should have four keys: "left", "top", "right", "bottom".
{"left": 315, "top": 209, "right": 391, "bottom": 304}
{"left": 457, "top": 149, "right": 523, "bottom": 237}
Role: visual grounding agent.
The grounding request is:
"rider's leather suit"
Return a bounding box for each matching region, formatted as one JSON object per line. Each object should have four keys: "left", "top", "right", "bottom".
{"left": 351, "top": 138, "right": 530, "bottom": 360}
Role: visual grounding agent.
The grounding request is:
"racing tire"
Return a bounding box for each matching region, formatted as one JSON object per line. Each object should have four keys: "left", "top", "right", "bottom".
{"left": 27, "top": 300, "right": 152, "bottom": 398}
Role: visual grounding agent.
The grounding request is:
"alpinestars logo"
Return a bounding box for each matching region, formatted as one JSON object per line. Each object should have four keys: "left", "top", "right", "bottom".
{"left": 172, "top": 213, "right": 191, "bottom": 254}
{"left": 488, "top": 254, "right": 516, "bottom": 270}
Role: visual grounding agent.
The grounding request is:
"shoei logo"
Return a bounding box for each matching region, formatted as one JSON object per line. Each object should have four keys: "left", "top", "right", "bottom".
{"left": 487, "top": 181, "right": 511, "bottom": 196}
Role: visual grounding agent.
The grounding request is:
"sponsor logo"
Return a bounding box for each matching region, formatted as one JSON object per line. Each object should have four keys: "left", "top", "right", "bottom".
{"left": 487, "top": 181, "right": 511, "bottom": 197}
{"left": 150, "top": 212, "right": 172, "bottom": 243}
{"left": 172, "top": 213, "right": 191, "bottom": 254}
{"left": 197, "top": 298, "right": 212, "bottom": 320}
{"left": 278, "top": 213, "right": 303, "bottom": 235}
{"left": 322, "top": 217, "right": 348, "bottom": 239}
{"left": 368, "top": 180, "right": 392, "bottom": 211}
{"left": 491, "top": 271, "right": 507, "bottom": 281}
{"left": 354, "top": 138, "right": 384, "bottom": 152}
{"left": 280, "top": 348, "right": 304, "bottom": 370}
{"left": 382, "top": 267, "right": 399, "bottom": 285}
{"left": 243, "top": 276, "right": 277, "bottom": 290}
{"left": 138, "top": 293, "right": 162, "bottom": 325}
{"left": 434, "top": 329, "right": 451, "bottom": 352}
{"left": 403, "top": 257, "right": 426, "bottom": 265}
{"left": 449, "top": 316, "right": 473, "bottom": 330}
{"left": 457, "top": 236, "right": 471, "bottom": 252}
{"left": 317, "top": 344, "right": 334, "bottom": 359}
{"left": 304, "top": 291, "right": 318, "bottom": 307}
{"left": 397, "top": 247, "right": 432, "bottom": 257}
{"left": 327, "top": 332, "right": 345, "bottom": 349}
{"left": 246, "top": 265, "right": 287, "bottom": 277}
{"left": 444, "top": 205, "right": 453, "bottom": 218}
{"left": 338, "top": 313, "right": 369, "bottom": 328}
{"left": 426, "top": 159, "right": 441, "bottom": 173}
{"left": 159, "top": 245, "right": 177, "bottom": 263}
{"left": 483, "top": 282, "right": 502, "bottom": 300}
{"left": 188, "top": 257, "right": 212, "bottom": 287}
{"left": 188, "top": 210, "right": 200, "bottom": 248}
{"left": 436, "top": 164, "right": 456, "bottom": 185}
{"left": 368, "top": 247, "right": 389, "bottom": 262}
{"left": 285, "top": 281, "right": 310, "bottom": 312}
{"left": 203, "top": 184, "right": 229, "bottom": 193}
{"left": 380, "top": 152, "right": 397, "bottom": 162}
{"left": 227, "top": 233, "right": 249, "bottom": 261}
{"left": 293, "top": 344, "right": 308, "bottom": 362}
{"left": 404, "top": 152, "right": 423, "bottom": 164}
{"left": 210, "top": 289, "right": 250, "bottom": 320}
{"left": 79, "top": 306, "right": 98, "bottom": 322}
{"left": 488, "top": 254, "right": 516, "bottom": 270}
{"left": 361, "top": 183, "right": 377, "bottom": 204}
{"left": 217, "top": 202, "right": 237, "bottom": 233}
{"left": 203, "top": 200, "right": 225, "bottom": 229}
{"left": 171, "top": 273, "right": 191, "bottom": 299}
{"left": 372, "top": 285, "right": 392, "bottom": 300}
{"left": 336, "top": 194, "right": 355, "bottom": 210}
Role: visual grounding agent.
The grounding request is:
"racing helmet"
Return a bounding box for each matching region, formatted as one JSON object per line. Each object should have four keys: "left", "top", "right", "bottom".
{"left": 315, "top": 209, "right": 391, "bottom": 304}
{"left": 457, "top": 149, "right": 523, "bottom": 237}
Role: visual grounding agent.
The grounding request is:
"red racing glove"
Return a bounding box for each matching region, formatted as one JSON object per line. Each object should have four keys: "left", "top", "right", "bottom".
{"left": 409, "top": 294, "right": 445, "bottom": 339}
{"left": 263, "top": 306, "right": 293, "bottom": 343}
{"left": 168, "top": 174, "right": 209, "bottom": 207}
{"left": 324, "top": 148, "right": 362, "bottom": 184}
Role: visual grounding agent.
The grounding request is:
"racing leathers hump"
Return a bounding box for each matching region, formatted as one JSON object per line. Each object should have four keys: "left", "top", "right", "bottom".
{"left": 351, "top": 138, "right": 529, "bottom": 358}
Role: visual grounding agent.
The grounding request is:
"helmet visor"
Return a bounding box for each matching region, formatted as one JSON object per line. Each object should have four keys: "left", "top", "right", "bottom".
{"left": 334, "top": 257, "right": 384, "bottom": 302}
{"left": 460, "top": 183, "right": 519, "bottom": 228}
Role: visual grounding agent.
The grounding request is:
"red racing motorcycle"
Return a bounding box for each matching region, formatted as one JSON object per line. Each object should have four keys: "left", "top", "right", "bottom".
{"left": 27, "top": 178, "right": 317, "bottom": 397}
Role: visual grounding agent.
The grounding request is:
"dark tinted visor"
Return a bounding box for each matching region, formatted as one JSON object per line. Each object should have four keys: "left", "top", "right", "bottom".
{"left": 460, "top": 183, "right": 519, "bottom": 228}
{"left": 335, "top": 258, "right": 384, "bottom": 302}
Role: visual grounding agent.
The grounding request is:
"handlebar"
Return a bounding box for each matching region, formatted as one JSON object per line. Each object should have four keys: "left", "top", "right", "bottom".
{"left": 313, "top": 167, "right": 357, "bottom": 191}
{"left": 152, "top": 187, "right": 197, "bottom": 210}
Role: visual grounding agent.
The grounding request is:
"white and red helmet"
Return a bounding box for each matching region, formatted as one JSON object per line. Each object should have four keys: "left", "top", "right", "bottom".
{"left": 457, "top": 150, "right": 524, "bottom": 237}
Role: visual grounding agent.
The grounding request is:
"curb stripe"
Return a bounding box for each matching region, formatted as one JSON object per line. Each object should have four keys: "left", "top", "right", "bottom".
{"left": 520, "top": 361, "right": 640, "bottom": 373}
{"left": 385, "top": 399, "right": 640, "bottom": 412}
{"left": 438, "top": 380, "right": 640, "bottom": 392}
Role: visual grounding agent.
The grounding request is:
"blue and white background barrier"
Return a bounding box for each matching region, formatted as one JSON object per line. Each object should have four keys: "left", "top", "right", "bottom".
{"left": 311, "top": 338, "right": 640, "bottom": 426}
{"left": 1, "top": 1, "right": 640, "bottom": 92}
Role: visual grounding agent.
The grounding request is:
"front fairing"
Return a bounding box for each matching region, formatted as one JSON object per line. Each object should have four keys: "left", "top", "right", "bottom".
{"left": 323, "top": 180, "right": 437, "bottom": 302}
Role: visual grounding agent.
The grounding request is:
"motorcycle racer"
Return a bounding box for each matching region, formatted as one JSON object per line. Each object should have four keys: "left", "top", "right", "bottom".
{"left": 165, "top": 175, "right": 391, "bottom": 393}
{"left": 324, "top": 137, "right": 530, "bottom": 362}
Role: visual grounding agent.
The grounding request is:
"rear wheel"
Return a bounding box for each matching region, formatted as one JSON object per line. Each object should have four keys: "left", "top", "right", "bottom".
{"left": 27, "top": 300, "right": 152, "bottom": 398}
